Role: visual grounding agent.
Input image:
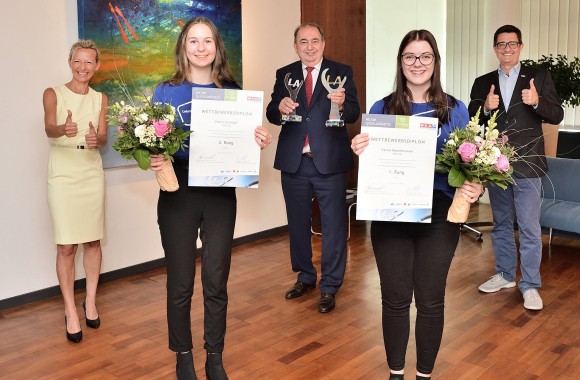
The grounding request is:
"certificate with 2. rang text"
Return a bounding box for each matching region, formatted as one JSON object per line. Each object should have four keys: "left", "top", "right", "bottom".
{"left": 356, "top": 113, "right": 438, "bottom": 223}
{"left": 188, "top": 88, "right": 264, "bottom": 188}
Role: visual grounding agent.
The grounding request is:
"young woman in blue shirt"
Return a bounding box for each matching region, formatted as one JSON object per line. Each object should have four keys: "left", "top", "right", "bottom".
{"left": 351, "top": 30, "right": 483, "bottom": 380}
{"left": 149, "top": 17, "right": 271, "bottom": 380}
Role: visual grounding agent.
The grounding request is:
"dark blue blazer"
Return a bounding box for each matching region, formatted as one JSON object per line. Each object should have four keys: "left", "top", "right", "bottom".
{"left": 266, "top": 58, "right": 360, "bottom": 174}
{"left": 469, "top": 65, "right": 563, "bottom": 178}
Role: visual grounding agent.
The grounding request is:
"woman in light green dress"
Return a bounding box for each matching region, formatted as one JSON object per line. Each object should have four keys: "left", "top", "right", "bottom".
{"left": 42, "top": 40, "right": 108, "bottom": 343}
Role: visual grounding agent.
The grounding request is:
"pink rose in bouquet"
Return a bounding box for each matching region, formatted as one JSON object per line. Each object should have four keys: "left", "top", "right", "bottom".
{"left": 109, "top": 97, "right": 191, "bottom": 192}
{"left": 435, "top": 108, "right": 516, "bottom": 223}
{"left": 153, "top": 120, "right": 170, "bottom": 137}
{"left": 457, "top": 142, "right": 478, "bottom": 163}
{"left": 495, "top": 154, "right": 510, "bottom": 172}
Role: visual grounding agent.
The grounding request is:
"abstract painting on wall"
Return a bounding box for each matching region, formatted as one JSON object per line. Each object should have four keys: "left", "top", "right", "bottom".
{"left": 77, "top": 0, "right": 242, "bottom": 168}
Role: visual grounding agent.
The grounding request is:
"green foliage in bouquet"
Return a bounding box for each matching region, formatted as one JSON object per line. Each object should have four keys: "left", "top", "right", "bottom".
{"left": 108, "top": 96, "right": 191, "bottom": 170}
{"left": 435, "top": 108, "right": 516, "bottom": 190}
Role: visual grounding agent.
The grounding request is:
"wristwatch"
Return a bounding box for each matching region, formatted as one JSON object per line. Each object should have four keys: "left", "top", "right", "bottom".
{"left": 478, "top": 186, "right": 486, "bottom": 198}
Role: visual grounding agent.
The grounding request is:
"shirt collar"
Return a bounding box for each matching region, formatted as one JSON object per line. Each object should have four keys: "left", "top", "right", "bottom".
{"left": 497, "top": 62, "right": 521, "bottom": 77}
{"left": 302, "top": 59, "right": 323, "bottom": 72}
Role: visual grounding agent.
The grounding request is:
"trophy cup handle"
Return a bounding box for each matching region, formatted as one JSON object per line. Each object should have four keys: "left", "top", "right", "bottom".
{"left": 282, "top": 73, "right": 304, "bottom": 123}
{"left": 321, "top": 68, "right": 346, "bottom": 127}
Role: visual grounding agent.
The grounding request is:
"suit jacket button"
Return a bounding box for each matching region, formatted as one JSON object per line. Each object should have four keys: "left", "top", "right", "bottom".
{"left": 306, "top": 118, "right": 310, "bottom": 121}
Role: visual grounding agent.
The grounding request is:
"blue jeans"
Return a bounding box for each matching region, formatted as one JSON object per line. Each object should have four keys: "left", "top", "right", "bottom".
{"left": 488, "top": 177, "right": 543, "bottom": 293}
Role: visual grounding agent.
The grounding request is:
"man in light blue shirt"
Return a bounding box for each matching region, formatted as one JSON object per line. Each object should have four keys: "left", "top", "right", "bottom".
{"left": 468, "top": 25, "right": 564, "bottom": 311}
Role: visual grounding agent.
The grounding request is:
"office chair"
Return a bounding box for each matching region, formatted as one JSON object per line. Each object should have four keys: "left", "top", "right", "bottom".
{"left": 311, "top": 189, "right": 357, "bottom": 240}
{"left": 459, "top": 221, "right": 493, "bottom": 242}
{"left": 459, "top": 194, "right": 494, "bottom": 242}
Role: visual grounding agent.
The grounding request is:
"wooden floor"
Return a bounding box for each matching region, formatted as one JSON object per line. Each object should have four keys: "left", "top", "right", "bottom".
{"left": 1, "top": 204, "right": 579, "bottom": 379}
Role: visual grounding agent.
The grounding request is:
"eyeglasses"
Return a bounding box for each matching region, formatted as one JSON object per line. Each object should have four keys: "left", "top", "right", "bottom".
{"left": 495, "top": 41, "right": 520, "bottom": 50}
{"left": 401, "top": 53, "right": 434, "bottom": 66}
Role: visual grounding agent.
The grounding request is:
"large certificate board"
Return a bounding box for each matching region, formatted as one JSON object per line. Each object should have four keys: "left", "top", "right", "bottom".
{"left": 188, "top": 88, "right": 264, "bottom": 188}
{"left": 356, "top": 114, "right": 439, "bottom": 223}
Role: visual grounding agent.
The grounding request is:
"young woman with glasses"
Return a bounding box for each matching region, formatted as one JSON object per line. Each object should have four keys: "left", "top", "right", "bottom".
{"left": 351, "top": 30, "right": 483, "bottom": 380}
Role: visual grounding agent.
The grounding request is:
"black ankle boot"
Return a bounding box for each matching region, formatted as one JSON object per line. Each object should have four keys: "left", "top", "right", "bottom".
{"left": 205, "top": 352, "right": 228, "bottom": 380}
{"left": 389, "top": 373, "right": 404, "bottom": 380}
{"left": 176, "top": 351, "right": 197, "bottom": 380}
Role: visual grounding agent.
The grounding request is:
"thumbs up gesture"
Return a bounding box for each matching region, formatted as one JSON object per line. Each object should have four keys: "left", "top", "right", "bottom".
{"left": 521, "top": 78, "right": 539, "bottom": 106}
{"left": 484, "top": 84, "right": 500, "bottom": 112}
{"left": 85, "top": 122, "right": 98, "bottom": 148}
{"left": 64, "top": 110, "right": 78, "bottom": 137}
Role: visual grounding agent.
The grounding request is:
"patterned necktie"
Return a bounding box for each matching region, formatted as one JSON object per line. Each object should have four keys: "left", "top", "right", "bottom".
{"left": 305, "top": 66, "right": 314, "bottom": 106}
{"left": 304, "top": 67, "right": 314, "bottom": 148}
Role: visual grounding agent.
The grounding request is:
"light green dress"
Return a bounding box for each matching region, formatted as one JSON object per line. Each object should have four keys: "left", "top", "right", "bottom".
{"left": 47, "top": 85, "right": 105, "bottom": 244}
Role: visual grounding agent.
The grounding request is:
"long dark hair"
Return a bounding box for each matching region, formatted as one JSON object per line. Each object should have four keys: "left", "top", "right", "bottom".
{"left": 383, "top": 29, "right": 456, "bottom": 124}
{"left": 167, "top": 17, "right": 239, "bottom": 88}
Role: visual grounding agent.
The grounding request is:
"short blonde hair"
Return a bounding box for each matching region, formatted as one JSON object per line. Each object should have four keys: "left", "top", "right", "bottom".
{"left": 68, "top": 40, "right": 100, "bottom": 63}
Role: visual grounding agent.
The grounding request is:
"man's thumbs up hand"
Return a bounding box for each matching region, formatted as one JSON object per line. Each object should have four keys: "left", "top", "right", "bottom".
{"left": 522, "top": 78, "right": 539, "bottom": 106}
{"left": 485, "top": 84, "right": 500, "bottom": 111}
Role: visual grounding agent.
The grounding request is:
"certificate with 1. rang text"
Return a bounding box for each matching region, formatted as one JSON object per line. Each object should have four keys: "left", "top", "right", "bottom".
{"left": 188, "top": 88, "right": 263, "bottom": 188}
{"left": 356, "top": 113, "right": 438, "bottom": 223}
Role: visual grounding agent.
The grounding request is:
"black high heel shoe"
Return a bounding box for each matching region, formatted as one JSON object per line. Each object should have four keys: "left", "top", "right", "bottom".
{"left": 65, "top": 316, "right": 82, "bottom": 343}
{"left": 83, "top": 300, "right": 101, "bottom": 329}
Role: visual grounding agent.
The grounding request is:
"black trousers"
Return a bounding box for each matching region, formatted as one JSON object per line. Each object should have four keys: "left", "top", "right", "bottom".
{"left": 371, "top": 191, "right": 459, "bottom": 374}
{"left": 157, "top": 160, "right": 236, "bottom": 353}
{"left": 281, "top": 156, "right": 347, "bottom": 293}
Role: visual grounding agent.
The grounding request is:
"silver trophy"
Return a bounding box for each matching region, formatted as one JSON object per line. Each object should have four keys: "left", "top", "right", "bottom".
{"left": 321, "top": 68, "right": 347, "bottom": 127}
{"left": 281, "top": 73, "right": 303, "bottom": 123}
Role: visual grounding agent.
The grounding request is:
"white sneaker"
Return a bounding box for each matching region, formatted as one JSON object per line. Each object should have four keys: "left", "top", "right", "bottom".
{"left": 523, "top": 289, "right": 543, "bottom": 310}
{"left": 478, "top": 273, "right": 516, "bottom": 293}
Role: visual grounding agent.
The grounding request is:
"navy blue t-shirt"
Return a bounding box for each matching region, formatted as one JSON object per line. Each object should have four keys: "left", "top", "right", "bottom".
{"left": 153, "top": 81, "right": 237, "bottom": 159}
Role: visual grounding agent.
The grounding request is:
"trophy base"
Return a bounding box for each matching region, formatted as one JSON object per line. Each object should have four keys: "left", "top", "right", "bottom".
{"left": 282, "top": 114, "right": 302, "bottom": 123}
{"left": 325, "top": 119, "right": 345, "bottom": 128}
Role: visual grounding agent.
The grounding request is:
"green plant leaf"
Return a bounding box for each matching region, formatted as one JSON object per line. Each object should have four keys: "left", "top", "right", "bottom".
{"left": 448, "top": 166, "right": 466, "bottom": 188}
{"left": 133, "top": 149, "right": 151, "bottom": 170}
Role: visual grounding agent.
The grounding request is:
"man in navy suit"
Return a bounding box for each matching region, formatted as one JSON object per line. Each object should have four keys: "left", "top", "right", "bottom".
{"left": 469, "top": 25, "right": 563, "bottom": 311}
{"left": 266, "top": 22, "right": 360, "bottom": 313}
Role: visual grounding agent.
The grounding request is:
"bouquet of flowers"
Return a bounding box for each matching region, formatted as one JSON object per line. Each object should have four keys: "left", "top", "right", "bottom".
{"left": 108, "top": 96, "right": 191, "bottom": 191}
{"left": 435, "top": 108, "right": 516, "bottom": 222}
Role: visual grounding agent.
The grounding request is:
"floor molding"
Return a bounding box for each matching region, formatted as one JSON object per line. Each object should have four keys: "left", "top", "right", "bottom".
{"left": 0, "top": 225, "right": 288, "bottom": 311}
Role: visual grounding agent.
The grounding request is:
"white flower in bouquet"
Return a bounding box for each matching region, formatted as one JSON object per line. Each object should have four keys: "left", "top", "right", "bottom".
{"left": 108, "top": 95, "right": 191, "bottom": 170}
{"left": 138, "top": 113, "right": 149, "bottom": 123}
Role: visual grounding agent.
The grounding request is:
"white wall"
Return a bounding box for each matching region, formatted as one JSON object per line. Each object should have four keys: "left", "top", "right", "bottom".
{"left": 520, "top": 0, "right": 580, "bottom": 126}
{"left": 0, "top": 0, "right": 300, "bottom": 301}
{"left": 482, "top": 0, "right": 522, "bottom": 71}
{"left": 446, "top": 0, "right": 521, "bottom": 119}
{"left": 366, "top": 0, "right": 447, "bottom": 111}
{"left": 367, "top": 0, "right": 526, "bottom": 111}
